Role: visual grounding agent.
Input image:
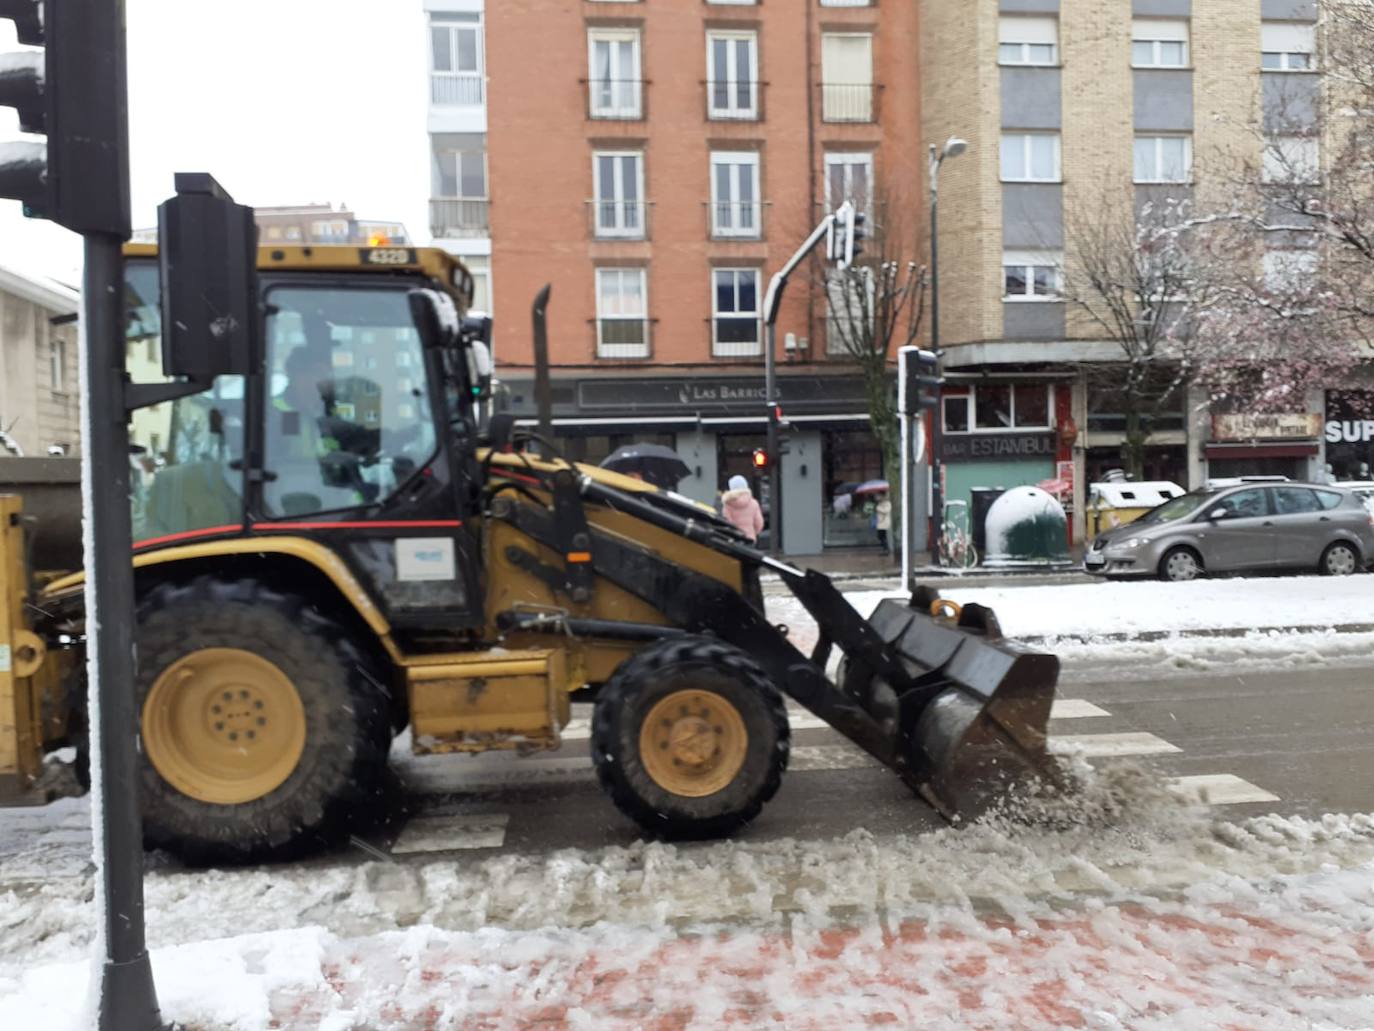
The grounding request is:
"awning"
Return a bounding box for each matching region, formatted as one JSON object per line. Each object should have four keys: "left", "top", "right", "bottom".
{"left": 1204, "top": 443, "right": 1319, "bottom": 460}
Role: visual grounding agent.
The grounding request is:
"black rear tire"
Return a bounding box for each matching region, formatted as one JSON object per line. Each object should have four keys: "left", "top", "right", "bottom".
{"left": 135, "top": 576, "right": 391, "bottom": 863}
{"left": 1320, "top": 541, "right": 1359, "bottom": 577}
{"left": 591, "top": 637, "right": 789, "bottom": 840}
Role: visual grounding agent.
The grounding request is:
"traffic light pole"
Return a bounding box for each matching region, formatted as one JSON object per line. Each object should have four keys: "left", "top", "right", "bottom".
{"left": 82, "top": 234, "right": 165, "bottom": 1030}
{"left": 763, "top": 320, "right": 783, "bottom": 554}
{"left": 761, "top": 203, "right": 853, "bottom": 556}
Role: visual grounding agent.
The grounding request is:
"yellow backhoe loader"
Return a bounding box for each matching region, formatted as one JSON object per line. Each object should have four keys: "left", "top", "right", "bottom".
{"left": 0, "top": 242, "right": 1061, "bottom": 862}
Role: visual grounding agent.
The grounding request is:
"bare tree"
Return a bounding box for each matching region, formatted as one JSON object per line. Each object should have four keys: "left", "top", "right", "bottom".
{"left": 1183, "top": 4, "right": 1374, "bottom": 409}
{"left": 1059, "top": 193, "right": 1203, "bottom": 479}
{"left": 814, "top": 190, "right": 928, "bottom": 502}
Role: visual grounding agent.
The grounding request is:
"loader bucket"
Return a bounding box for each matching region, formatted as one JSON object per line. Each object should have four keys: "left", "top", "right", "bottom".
{"left": 865, "top": 598, "right": 1061, "bottom": 822}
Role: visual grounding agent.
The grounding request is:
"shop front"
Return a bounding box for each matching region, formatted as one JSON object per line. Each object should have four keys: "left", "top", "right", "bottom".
{"left": 940, "top": 380, "right": 1060, "bottom": 549}
{"left": 1204, "top": 412, "right": 1323, "bottom": 482}
{"left": 499, "top": 371, "right": 884, "bottom": 555}
{"left": 1324, "top": 390, "right": 1374, "bottom": 481}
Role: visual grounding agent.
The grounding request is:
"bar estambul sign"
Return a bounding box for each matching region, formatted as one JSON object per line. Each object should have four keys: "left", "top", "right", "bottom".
{"left": 1211, "top": 413, "right": 1322, "bottom": 441}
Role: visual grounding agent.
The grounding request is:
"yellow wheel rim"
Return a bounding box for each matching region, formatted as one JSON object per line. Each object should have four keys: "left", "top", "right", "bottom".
{"left": 638, "top": 688, "right": 749, "bottom": 798}
{"left": 141, "top": 648, "right": 307, "bottom": 805}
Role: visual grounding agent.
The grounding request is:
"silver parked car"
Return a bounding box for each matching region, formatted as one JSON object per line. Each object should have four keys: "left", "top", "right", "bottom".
{"left": 1084, "top": 482, "right": 1374, "bottom": 582}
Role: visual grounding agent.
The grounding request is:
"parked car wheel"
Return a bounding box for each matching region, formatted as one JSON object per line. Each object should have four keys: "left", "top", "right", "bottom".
{"left": 1159, "top": 546, "right": 1203, "bottom": 583}
{"left": 1320, "top": 541, "right": 1360, "bottom": 577}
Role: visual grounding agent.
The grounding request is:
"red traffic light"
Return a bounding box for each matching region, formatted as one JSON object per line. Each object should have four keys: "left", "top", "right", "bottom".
{"left": 751, "top": 448, "right": 770, "bottom": 470}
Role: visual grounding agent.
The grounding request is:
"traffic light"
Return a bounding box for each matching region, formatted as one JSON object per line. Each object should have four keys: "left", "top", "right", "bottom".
{"left": 752, "top": 448, "right": 770, "bottom": 471}
{"left": 898, "top": 346, "right": 943, "bottom": 414}
{"left": 829, "top": 203, "right": 867, "bottom": 270}
{"left": 0, "top": 0, "right": 131, "bottom": 235}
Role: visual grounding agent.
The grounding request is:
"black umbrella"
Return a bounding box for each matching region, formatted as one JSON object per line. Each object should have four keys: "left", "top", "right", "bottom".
{"left": 600, "top": 443, "right": 692, "bottom": 490}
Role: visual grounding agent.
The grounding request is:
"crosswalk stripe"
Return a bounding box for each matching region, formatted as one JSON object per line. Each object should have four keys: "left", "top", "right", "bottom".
{"left": 1169, "top": 774, "right": 1280, "bottom": 806}
{"left": 1048, "top": 732, "right": 1182, "bottom": 758}
{"left": 391, "top": 813, "right": 509, "bottom": 854}
{"left": 1050, "top": 699, "right": 1110, "bottom": 719}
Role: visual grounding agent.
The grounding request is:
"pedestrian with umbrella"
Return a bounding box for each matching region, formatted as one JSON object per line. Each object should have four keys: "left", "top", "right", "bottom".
{"left": 599, "top": 443, "right": 692, "bottom": 491}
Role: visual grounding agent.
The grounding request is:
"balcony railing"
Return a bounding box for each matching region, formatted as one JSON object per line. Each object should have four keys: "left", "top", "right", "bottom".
{"left": 705, "top": 201, "right": 767, "bottom": 239}
{"left": 820, "top": 82, "right": 879, "bottom": 123}
{"left": 429, "top": 198, "right": 489, "bottom": 238}
{"left": 586, "top": 200, "right": 651, "bottom": 240}
{"left": 704, "top": 80, "right": 763, "bottom": 121}
{"left": 583, "top": 78, "right": 646, "bottom": 120}
{"left": 596, "top": 318, "right": 651, "bottom": 360}
{"left": 431, "top": 73, "right": 484, "bottom": 107}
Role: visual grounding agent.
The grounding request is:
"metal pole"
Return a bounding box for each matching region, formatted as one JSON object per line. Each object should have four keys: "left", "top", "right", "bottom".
{"left": 764, "top": 320, "right": 782, "bottom": 554}
{"left": 82, "top": 234, "right": 164, "bottom": 1029}
{"left": 899, "top": 403, "right": 911, "bottom": 587}
{"left": 928, "top": 146, "right": 944, "bottom": 566}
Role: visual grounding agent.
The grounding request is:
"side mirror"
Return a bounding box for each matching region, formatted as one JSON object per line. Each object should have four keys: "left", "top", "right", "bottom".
{"left": 408, "top": 288, "right": 460, "bottom": 351}
{"left": 460, "top": 314, "right": 494, "bottom": 399}
{"left": 1207, "top": 507, "right": 1227, "bottom": 521}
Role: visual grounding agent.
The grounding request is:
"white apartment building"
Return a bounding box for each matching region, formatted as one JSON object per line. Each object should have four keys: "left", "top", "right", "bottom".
{"left": 426, "top": 0, "right": 492, "bottom": 316}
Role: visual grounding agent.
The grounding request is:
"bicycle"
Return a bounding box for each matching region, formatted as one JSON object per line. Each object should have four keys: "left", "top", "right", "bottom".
{"left": 938, "top": 499, "right": 979, "bottom": 570}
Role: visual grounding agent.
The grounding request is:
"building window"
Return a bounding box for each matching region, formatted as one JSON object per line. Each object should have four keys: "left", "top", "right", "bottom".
{"left": 707, "top": 0, "right": 756, "bottom": 5}
{"left": 1262, "top": 22, "right": 1314, "bottom": 71}
{"left": 430, "top": 13, "right": 484, "bottom": 106}
{"left": 943, "top": 384, "right": 1053, "bottom": 433}
{"left": 820, "top": 33, "right": 873, "bottom": 122}
{"left": 710, "top": 151, "right": 761, "bottom": 238}
{"left": 588, "top": 30, "right": 642, "bottom": 119}
{"left": 1133, "top": 134, "right": 1192, "bottom": 183}
{"left": 707, "top": 31, "right": 758, "bottom": 120}
{"left": 998, "top": 16, "right": 1057, "bottom": 66}
{"left": 464, "top": 255, "right": 492, "bottom": 313}
{"left": 1003, "top": 250, "right": 1062, "bottom": 300}
{"left": 311, "top": 219, "right": 349, "bottom": 241}
{"left": 1131, "top": 18, "right": 1189, "bottom": 68}
{"left": 431, "top": 137, "right": 489, "bottom": 238}
{"left": 596, "top": 268, "right": 649, "bottom": 359}
{"left": 824, "top": 152, "right": 872, "bottom": 214}
{"left": 712, "top": 269, "right": 761, "bottom": 358}
{"left": 1262, "top": 135, "right": 1319, "bottom": 183}
{"left": 1263, "top": 249, "right": 1317, "bottom": 292}
{"left": 825, "top": 269, "right": 874, "bottom": 356}
{"left": 50, "top": 337, "right": 65, "bottom": 392}
{"left": 1000, "top": 133, "right": 1061, "bottom": 182}
{"left": 820, "top": 0, "right": 870, "bottom": 7}
{"left": 593, "top": 151, "right": 645, "bottom": 238}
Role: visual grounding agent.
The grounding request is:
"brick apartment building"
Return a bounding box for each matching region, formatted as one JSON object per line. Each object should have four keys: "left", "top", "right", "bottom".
{"left": 470, "top": 0, "right": 921, "bottom": 555}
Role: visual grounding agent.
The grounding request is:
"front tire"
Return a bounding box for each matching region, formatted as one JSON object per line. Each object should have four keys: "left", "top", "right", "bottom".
{"left": 1159, "top": 546, "right": 1202, "bottom": 583}
{"left": 591, "top": 637, "right": 789, "bottom": 840}
{"left": 135, "top": 577, "right": 391, "bottom": 863}
{"left": 1321, "top": 542, "right": 1359, "bottom": 577}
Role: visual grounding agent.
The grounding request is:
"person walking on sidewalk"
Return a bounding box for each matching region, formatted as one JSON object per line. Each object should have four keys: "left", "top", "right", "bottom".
{"left": 721, "top": 474, "right": 764, "bottom": 543}
{"left": 874, "top": 491, "right": 892, "bottom": 554}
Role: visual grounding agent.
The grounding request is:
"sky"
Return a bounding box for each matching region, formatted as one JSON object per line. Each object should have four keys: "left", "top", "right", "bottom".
{"left": 0, "top": 0, "right": 431, "bottom": 286}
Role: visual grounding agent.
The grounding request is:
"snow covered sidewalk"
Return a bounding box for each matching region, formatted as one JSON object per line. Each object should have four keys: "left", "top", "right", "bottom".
{"left": 6, "top": 780, "right": 1374, "bottom": 1029}
{"left": 771, "top": 574, "right": 1374, "bottom": 669}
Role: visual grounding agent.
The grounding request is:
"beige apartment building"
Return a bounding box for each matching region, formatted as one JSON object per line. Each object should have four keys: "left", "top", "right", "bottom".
{"left": 922, "top": 0, "right": 1331, "bottom": 544}
{"left": 477, "top": 0, "right": 922, "bottom": 555}
{"left": 0, "top": 265, "right": 80, "bottom": 458}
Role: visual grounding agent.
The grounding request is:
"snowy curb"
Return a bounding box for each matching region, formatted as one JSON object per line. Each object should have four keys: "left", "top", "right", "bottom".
{"left": 1020, "top": 620, "right": 1374, "bottom": 647}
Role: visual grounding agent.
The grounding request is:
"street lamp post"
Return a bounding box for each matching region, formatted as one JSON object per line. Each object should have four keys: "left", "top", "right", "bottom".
{"left": 927, "top": 136, "right": 967, "bottom": 566}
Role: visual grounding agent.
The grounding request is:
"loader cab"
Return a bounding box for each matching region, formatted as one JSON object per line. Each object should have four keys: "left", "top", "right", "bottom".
{"left": 123, "top": 244, "right": 489, "bottom": 638}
